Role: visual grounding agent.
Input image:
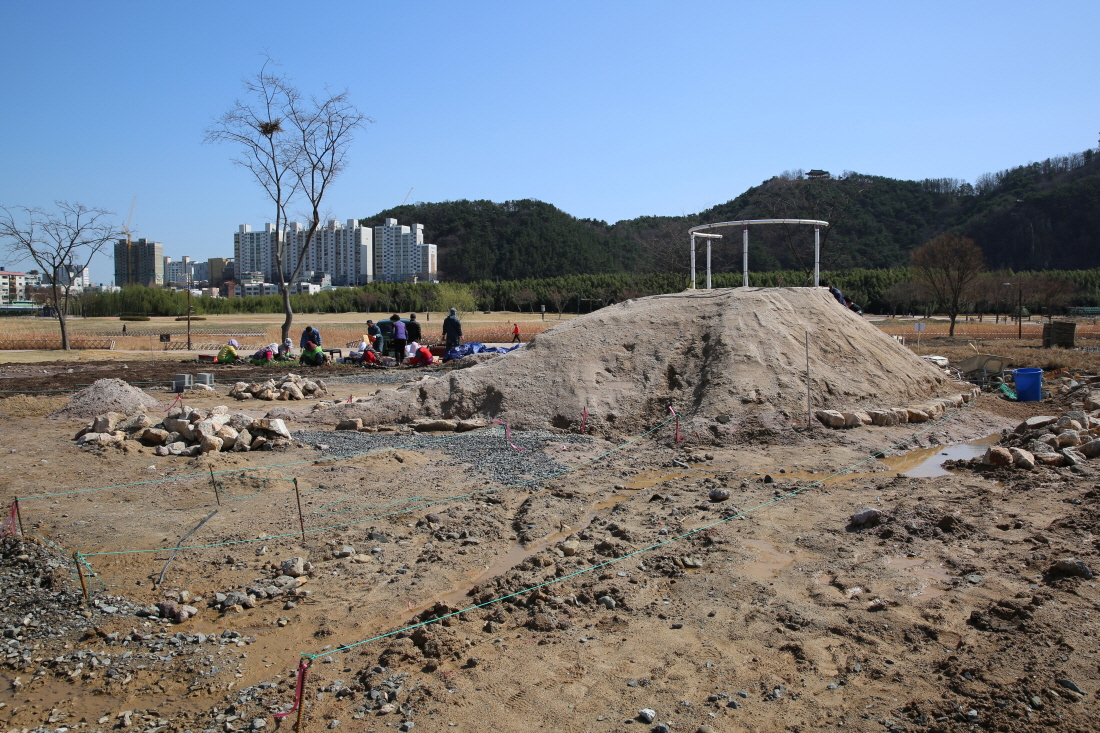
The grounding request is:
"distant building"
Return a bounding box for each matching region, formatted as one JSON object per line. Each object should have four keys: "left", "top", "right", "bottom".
{"left": 43, "top": 265, "right": 90, "bottom": 289}
{"left": 235, "top": 220, "right": 372, "bottom": 286}
{"left": 373, "top": 218, "right": 438, "bottom": 282}
{"left": 0, "top": 269, "right": 26, "bottom": 304}
{"left": 208, "top": 257, "right": 232, "bottom": 287}
{"left": 163, "top": 256, "right": 193, "bottom": 286}
{"left": 191, "top": 261, "right": 209, "bottom": 283}
{"left": 115, "top": 238, "right": 163, "bottom": 287}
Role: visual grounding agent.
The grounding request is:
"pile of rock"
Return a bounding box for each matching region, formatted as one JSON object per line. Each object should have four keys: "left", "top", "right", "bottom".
{"left": 74, "top": 405, "right": 294, "bottom": 456}
{"left": 210, "top": 557, "right": 313, "bottom": 614}
{"left": 228, "top": 374, "right": 328, "bottom": 401}
{"left": 815, "top": 388, "right": 980, "bottom": 429}
{"left": 985, "top": 409, "right": 1100, "bottom": 469}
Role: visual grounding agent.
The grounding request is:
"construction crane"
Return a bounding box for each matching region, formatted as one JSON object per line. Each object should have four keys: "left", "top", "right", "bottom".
{"left": 119, "top": 196, "right": 137, "bottom": 286}
{"left": 401, "top": 188, "right": 413, "bottom": 206}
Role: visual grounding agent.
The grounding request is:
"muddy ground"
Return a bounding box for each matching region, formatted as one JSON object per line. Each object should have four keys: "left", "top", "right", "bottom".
{"left": 0, "top": 361, "right": 1098, "bottom": 733}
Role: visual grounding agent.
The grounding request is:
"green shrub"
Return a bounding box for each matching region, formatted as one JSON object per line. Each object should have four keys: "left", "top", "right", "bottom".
{"left": 119, "top": 315, "right": 150, "bottom": 321}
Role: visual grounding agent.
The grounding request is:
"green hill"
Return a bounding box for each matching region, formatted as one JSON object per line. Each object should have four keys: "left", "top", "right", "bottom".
{"left": 361, "top": 147, "right": 1100, "bottom": 282}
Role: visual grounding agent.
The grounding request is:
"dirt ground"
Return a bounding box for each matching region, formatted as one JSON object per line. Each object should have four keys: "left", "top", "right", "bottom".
{"left": 0, "top": 358, "right": 1098, "bottom": 733}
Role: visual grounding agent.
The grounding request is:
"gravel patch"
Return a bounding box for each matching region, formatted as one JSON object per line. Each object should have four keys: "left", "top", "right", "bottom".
{"left": 294, "top": 429, "right": 594, "bottom": 486}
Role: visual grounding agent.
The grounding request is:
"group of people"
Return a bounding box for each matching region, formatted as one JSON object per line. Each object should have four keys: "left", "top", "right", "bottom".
{"left": 213, "top": 309, "right": 467, "bottom": 369}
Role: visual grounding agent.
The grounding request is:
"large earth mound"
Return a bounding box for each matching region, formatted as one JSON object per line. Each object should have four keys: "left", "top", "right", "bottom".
{"left": 50, "top": 378, "right": 161, "bottom": 419}
{"left": 329, "top": 288, "right": 957, "bottom": 434}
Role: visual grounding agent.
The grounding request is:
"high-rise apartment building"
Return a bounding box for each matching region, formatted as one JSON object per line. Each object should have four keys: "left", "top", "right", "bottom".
{"left": 373, "top": 218, "right": 438, "bottom": 282}
{"left": 163, "top": 256, "right": 193, "bottom": 286}
{"left": 114, "top": 238, "right": 163, "bottom": 287}
{"left": 207, "top": 257, "right": 232, "bottom": 287}
{"left": 234, "top": 220, "right": 372, "bottom": 286}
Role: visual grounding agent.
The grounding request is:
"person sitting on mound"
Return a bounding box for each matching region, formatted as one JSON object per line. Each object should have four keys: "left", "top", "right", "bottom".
{"left": 216, "top": 339, "right": 240, "bottom": 364}
{"left": 299, "top": 341, "right": 329, "bottom": 367}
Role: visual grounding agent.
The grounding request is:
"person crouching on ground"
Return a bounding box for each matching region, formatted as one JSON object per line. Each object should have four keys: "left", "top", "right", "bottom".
{"left": 299, "top": 341, "right": 328, "bottom": 366}
{"left": 276, "top": 338, "right": 294, "bottom": 361}
{"left": 217, "top": 339, "right": 240, "bottom": 363}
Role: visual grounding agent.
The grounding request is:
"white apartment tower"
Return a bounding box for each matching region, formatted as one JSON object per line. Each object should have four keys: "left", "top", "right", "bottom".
{"left": 374, "top": 218, "right": 438, "bottom": 282}
{"left": 235, "top": 220, "right": 372, "bottom": 286}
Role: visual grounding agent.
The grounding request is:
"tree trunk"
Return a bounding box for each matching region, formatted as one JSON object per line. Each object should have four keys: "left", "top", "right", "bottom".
{"left": 280, "top": 285, "right": 294, "bottom": 343}
{"left": 949, "top": 313, "right": 957, "bottom": 338}
{"left": 53, "top": 284, "right": 70, "bottom": 351}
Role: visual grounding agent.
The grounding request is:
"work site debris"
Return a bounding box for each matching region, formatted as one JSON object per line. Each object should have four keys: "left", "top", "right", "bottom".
{"left": 74, "top": 404, "right": 296, "bottom": 455}
{"left": 228, "top": 373, "right": 329, "bottom": 401}
{"left": 980, "top": 407, "right": 1100, "bottom": 469}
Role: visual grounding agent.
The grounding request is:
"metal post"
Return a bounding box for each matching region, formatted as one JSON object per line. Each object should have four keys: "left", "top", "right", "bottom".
{"left": 814, "top": 225, "right": 821, "bottom": 287}
{"left": 1018, "top": 283, "right": 1022, "bottom": 340}
{"left": 209, "top": 467, "right": 221, "bottom": 505}
{"left": 73, "top": 552, "right": 89, "bottom": 601}
{"left": 742, "top": 225, "right": 749, "bottom": 287}
{"left": 805, "top": 330, "right": 811, "bottom": 428}
{"left": 14, "top": 499, "right": 24, "bottom": 536}
{"left": 186, "top": 274, "right": 192, "bottom": 351}
{"left": 293, "top": 478, "right": 306, "bottom": 542}
{"left": 689, "top": 234, "right": 696, "bottom": 289}
{"left": 706, "top": 239, "right": 712, "bottom": 290}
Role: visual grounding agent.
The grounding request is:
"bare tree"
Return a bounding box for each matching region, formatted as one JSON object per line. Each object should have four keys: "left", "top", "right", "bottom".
{"left": 911, "top": 233, "right": 985, "bottom": 337}
{"left": 0, "top": 202, "right": 118, "bottom": 350}
{"left": 512, "top": 287, "right": 536, "bottom": 312}
{"left": 882, "top": 280, "right": 922, "bottom": 317}
{"left": 205, "top": 58, "right": 368, "bottom": 342}
{"left": 545, "top": 286, "right": 572, "bottom": 318}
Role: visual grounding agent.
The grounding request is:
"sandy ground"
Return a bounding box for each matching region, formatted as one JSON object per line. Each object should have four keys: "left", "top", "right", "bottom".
{"left": 0, "top": 366, "right": 1098, "bottom": 732}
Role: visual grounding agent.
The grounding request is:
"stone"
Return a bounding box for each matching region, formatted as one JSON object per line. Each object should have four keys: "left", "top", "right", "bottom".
{"left": 216, "top": 425, "right": 239, "bottom": 449}
{"left": 697, "top": 727, "right": 717, "bottom": 733}
{"left": 251, "top": 719, "right": 267, "bottom": 730}
{"left": 1083, "top": 391, "right": 1100, "bottom": 411}
{"left": 1057, "top": 430, "right": 1082, "bottom": 447}
{"left": 336, "top": 419, "right": 363, "bottom": 431}
{"left": 76, "top": 432, "right": 104, "bottom": 445}
{"left": 117, "top": 412, "right": 152, "bottom": 433}
{"left": 596, "top": 596, "right": 616, "bottom": 609}
{"left": 1061, "top": 447, "right": 1087, "bottom": 466}
{"left": 92, "top": 412, "right": 124, "bottom": 434}
{"left": 906, "top": 408, "right": 931, "bottom": 423}
{"left": 638, "top": 709, "right": 656, "bottom": 724}
{"left": 983, "top": 446, "right": 1013, "bottom": 466}
{"left": 1057, "top": 678, "right": 1083, "bottom": 694}
{"left": 1048, "top": 558, "right": 1093, "bottom": 579}
{"left": 680, "top": 556, "right": 705, "bottom": 569}
{"left": 251, "top": 435, "right": 269, "bottom": 450}
{"left": 1009, "top": 448, "right": 1036, "bottom": 470}
{"left": 154, "top": 445, "right": 170, "bottom": 456}
{"left": 398, "top": 723, "right": 414, "bottom": 732}
{"left": 280, "top": 557, "right": 310, "bottom": 577}
{"left": 1016, "top": 415, "right": 1057, "bottom": 433}
{"left": 1035, "top": 452, "right": 1067, "bottom": 467}
{"left": 234, "top": 429, "right": 252, "bottom": 452}
{"left": 561, "top": 540, "right": 580, "bottom": 557}
{"left": 413, "top": 419, "right": 458, "bottom": 432}
{"left": 281, "top": 383, "right": 304, "bottom": 400}
{"left": 850, "top": 507, "right": 881, "bottom": 526}
{"left": 869, "top": 409, "right": 899, "bottom": 427}
{"left": 200, "top": 435, "right": 224, "bottom": 454}
{"left": 167, "top": 441, "right": 188, "bottom": 456}
{"left": 141, "top": 428, "right": 169, "bottom": 445}
{"left": 890, "top": 407, "right": 910, "bottom": 423}
{"left": 456, "top": 418, "right": 489, "bottom": 432}
{"left": 840, "top": 412, "right": 866, "bottom": 428}
{"left": 228, "top": 413, "right": 255, "bottom": 431}
{"left": 814, "top": 410, "right": 844, "bottom": 428}
{"left": 351, "top": 554, "right": 372, "bottom": 563}
{"left": 337, "top": 546, "right": 355, "bottom": 558}
{"left": 708, "top": 488, "right": 730, "bottom": 502}
{"left": 1081, "top": 439, "right": 1100, "bottom": 459}
{"left": 255, "top": 418, "right": 291, "bottom": 438}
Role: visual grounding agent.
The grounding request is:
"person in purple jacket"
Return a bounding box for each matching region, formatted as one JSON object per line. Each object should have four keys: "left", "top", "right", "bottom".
{"left": 390, "top": 314, "right": 408, "bottom": 364}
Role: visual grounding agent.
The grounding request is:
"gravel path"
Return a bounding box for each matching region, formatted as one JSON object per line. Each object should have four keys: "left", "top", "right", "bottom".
{"left": 293, "top": 428, "right": 594, "bottom": 486}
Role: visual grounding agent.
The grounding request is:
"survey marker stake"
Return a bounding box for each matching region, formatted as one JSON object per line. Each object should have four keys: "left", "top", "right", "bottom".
{"left": 293, "top": 478, "right": 306, "bottom": 542}
{"left": 209, "top": 467, "right": 221, "bottom": 505}
{"left": 73, "top": 552, "right": 89, "bottom": 601}
{"left": 14, "top": 499, "right": 24, "bottom": 536}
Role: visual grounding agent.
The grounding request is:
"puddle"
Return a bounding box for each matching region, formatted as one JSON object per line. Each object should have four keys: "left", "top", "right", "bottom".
{"left": 402, "top": 494, "right": 629, "bottom": 621}
{"left": 884, "top": 556, "right": 952, "bottom": 597}
{"left": 741, "top": 539, "right": 794, "bottom": 579}
{"left": 879, "top": 434, "right": 999, "bottom": 478}
{"left": 623, "top": 468, "right": 715, "bottom": 490}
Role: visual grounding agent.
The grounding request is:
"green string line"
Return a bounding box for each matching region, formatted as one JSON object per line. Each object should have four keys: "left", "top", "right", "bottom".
{"left": 300, "top": 394, "right": 985, "bottom": 660}
{"left": 77, "top": 416, "right": 675, "bottom": 560}
{"left": 16, "top": 427, "right": 502, "bottom": 502}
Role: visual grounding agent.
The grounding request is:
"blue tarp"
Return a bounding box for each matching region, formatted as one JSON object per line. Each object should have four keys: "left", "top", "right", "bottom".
{"left": 443, "top": 342, "right": 522, "bottom": 362}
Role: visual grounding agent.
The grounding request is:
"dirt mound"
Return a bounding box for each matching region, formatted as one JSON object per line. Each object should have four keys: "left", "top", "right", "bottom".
{"left": 0, "top": 394, "right": 70, "bottom": 418}
{"left": 327, "top": 288, "right": 958, "bottom": 434}
{"left": 50, "top": 378, "right": 161, "bottom": 419}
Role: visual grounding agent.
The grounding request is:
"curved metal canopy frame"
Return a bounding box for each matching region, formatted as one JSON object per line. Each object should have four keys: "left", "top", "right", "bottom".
{"left": 687, "top": 219, "right": 829, "bottom": 290}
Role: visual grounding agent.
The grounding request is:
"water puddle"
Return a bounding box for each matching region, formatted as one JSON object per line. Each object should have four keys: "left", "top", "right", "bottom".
{"left": 879, "top": 434, "right": 999, "bottom": 477}
{"left": 401, "top": 494, "right": 629, "bottom": 621}
{"left": 884, "top": 556, "right": 952, "bottom": 597}
{"left": 741, "top": 539, "right": 794, "bottom": 579}
{"left": 623, "top": 468, "right": 715, "bottom": 490}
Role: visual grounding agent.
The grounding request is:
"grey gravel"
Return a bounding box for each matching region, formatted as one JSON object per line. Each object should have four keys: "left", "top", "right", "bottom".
{"left": 295, "top": 428, "right": 594, "bottom": 485}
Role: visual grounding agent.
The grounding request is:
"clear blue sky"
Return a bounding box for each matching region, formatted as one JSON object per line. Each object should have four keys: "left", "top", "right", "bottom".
{"left": 2, "top": 1, "right": 1097, "bottom": 284}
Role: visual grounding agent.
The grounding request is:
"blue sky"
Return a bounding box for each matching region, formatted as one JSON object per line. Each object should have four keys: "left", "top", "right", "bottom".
{"left": 2, "top": 1, "right": 1097, "bottom": 284}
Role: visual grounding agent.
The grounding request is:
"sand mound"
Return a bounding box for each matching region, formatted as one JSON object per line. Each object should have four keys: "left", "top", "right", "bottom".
{"left": 328, "top": 288, "right": 959, "bottom": 434}
{"left": 51, "top": 378, "right": 161, "bottom": 419}
{"left": 0, "top": 394, "right": 70, "bottom": 418}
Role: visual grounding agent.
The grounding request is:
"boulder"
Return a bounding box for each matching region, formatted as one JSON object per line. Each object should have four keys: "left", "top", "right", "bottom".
{"left": 413, "top": 419, "right": 458, "bottom": 432}
{"left": 815, "top": 410, "right": 845, "bottom": 428}
{"left": 228, "top": 414, "right": 255, "bottom": 431}
{"left": 255, "top": 388, "right": 275, "bottom": 401}
{"left": 254, "top": 418, "right": 291, "bottom": 438}
{"left": 92, "top": 412, "right": 124, "bottom": 434}
{"left": 141, "top": 428, "right": 169, "bottom": 445}
{"left": 906, "top": 408, "right": 931, "bottom": 423}
{"left": 1038, "top": 433, "right": 1060, "bottom": 449}
{"left": 1061, "top": 447, "right": 1087, "bottom": 466}
{"left": 76, "top": 432, "right": 104, "bottom": 445}
{"left": 1084, "top": 391, "right": 1100, "bottom": 411}
{"left": 280, "top": 383, "right": 304, "bottom": 401}
{"left": 233, "top": 429, "right": 252, "bottom": 452}
{"left": 193, "top": 420, "right": 218, "bottom": 439}
{"left": 215, "top": 425, "right": 239, "bottom": 449}
{"left": 336, "top": 419, "right": 363, "bottom": 431}
{"left": 456, "top": 418, "right": 489, "bottom": 432}
{"left": 1035, "top": 452, "right": 1067, "bottom": 467}
{"left": 869, "top": 410, "right": 899, "bottom": 427}
{"left": 251, "top": 435, "right": 268, "bottom": 450}
{"left": 1009, "top": 447, "right": 1036, "bottom": 470}
{"left": 1081, "top": 439, "right": 1100, "bottom": 459}
{"left": 154, "top": 445, "right": 170, "bottom": 457}
{"left": 560, "top": 540, "right": 580, "bottom": 557}
{"left": 1053, "top": 419, "right": 1083, "bottom": 434}
{"left": 117, "top": 412, "right": 152, "bottom": 433}
{"left": 983, "top": 446, "right": 1013, "bottom": 466}
{"left": 841, "top": 412, "right": 870, "bottom": 428}
{"left": 167, "top": 441, "right": 188, "bottom": 456}
{"left": 850, "top": 507, "right": 881, "bottom": 526}
{"left": 301, "top": 381, "right": 319, "bottom": 395}
{"left": 890, "top": 408, "right": 910, "bottom": 423}
{"left": 1057, "top": 430, "right": 1082, "bottom": 447}
{"left": 1047, "top": 558, "right": 1093, "bottom": 580}
{"left": 280, "top": 557, "right": 311, "bottom": 578}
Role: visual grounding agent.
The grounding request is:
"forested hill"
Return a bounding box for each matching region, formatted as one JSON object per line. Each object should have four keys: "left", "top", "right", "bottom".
{"left": 361, "top": 147, "right": 1100, "bottom": 282}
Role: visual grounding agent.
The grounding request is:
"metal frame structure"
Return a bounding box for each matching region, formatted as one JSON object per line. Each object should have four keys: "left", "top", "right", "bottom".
{"left": 687, "top": 219, "right": 829, "bottom": 289}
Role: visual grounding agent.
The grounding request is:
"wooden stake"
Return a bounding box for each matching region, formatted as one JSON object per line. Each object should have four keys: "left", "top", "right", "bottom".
{"left": 14, "top": 499, "right": 24, "bottom": 536}
{"left": 73, "top": 552, "right": 89, "bottom": 601}
{"left": 293, "top": 479, "right": 306, "bottom": 542}
{"left": 296, "top": 660, "right": 309, "bottom": 732}
{"left": 209, "top": 467, "right": 221, "bottom": 505}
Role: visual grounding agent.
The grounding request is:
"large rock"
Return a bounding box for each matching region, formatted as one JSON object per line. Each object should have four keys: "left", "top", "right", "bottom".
{"left": 280, "top": 557, "right": 311, "bottom": 578}
{"left": 906, "top": 408, "right": 931, "bottom": 423}
{"left": 1084, "top": 391, "right": 1100, "bottom": 411}
{"left": 1035, "top": 452, "right": 1067, "bottom": 467}
{"left": 280, "top": 383, "right": 304, "bottom": 401}
{"left": 850, "top": 507, "right": 881, "bottom": 526}
{"left": 1061, "top": 447, "right": 1087, "bottom": 466}
{"left": 1057, "top": 430, "right": 1082, "bottom": 447}
{"left": 1009, "top": 447, "right": 1036, "bottom": 470}
{"left": 456, "top": 418, "right": 489, "bottom": 432}
{"left": 413, "top": 419, "right": 458, "bottom": 432}
{"left": 815, "top": 410, "right": 845, "bottom": 428}
{"left": 228, "top": 414, "right": 255, "bottom": 431}
{"left": 142, "top": 427, "right": 169, "bottom": 445}
{"left": 889, "top": 407, "right": 909, "bottom": 423}
{"left": 983, "top": 446, "right": 1013, "bottom": 466}
{"left": 233, "top": 429, "right": 252, "bottom": 452}
{"left": 336, "top": 419, "right": 363, "bottom": 431}
{"left": 1053, "top": 420, "right": 1083, "bottom": 435}
{"left": 215, "top": 425, "right": 239, "bottom": 449}
{"left": 1081, "top": 439, "right": 1100, "bottom": 459}
{"left": 869, "top": 410, "right": 900, "bottom": 427}
{"left": 92, "top": 412, "right": 124, "bottom": 434}
{"left": 254, "top": 418, "right": 291, "bottom": 439}
{"left": 117, "top": 412, "right": 152, "bottom": 433}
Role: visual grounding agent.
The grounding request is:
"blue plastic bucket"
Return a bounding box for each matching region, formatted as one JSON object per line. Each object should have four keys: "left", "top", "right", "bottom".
{"left": 1013, "top": 368, "right": 1043, "bottom": 402}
